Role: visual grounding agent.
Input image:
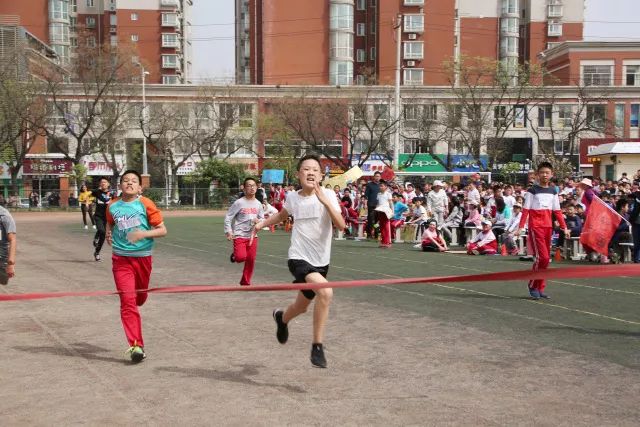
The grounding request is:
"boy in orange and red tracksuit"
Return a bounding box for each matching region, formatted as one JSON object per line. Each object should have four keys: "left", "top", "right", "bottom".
{"left": 516, "top": 162, "right": 570, "bottom": 300}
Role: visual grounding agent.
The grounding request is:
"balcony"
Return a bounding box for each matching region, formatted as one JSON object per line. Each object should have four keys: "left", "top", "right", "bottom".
{"left": 160, "top": 0, "right": 180, "bottom": 8}
{"left": 548, "top": 5, "right": 563, "bottom": 18}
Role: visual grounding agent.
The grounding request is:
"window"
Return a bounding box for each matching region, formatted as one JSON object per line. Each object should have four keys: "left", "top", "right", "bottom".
{"left": 161, "top": 13, "right": 178, "bottom": 26}
{"left": 587, "top": 105, "right": 607, "bottom": 129}
{"left": 615, "top": 104, "right": 625, "bottom": 128}
{"left": 110, "top": 14, "right": 117, "bottom": 26}
{"left": 357, "top": 0, "right": 366, "bottom": 10}
{"left": 162, "top": 33, "right": 179, "bottom": 48}
{"left": 110, "top": 35, "right": 117, "bottom": 46}
{"left": 321, "top": 140, "right": 342, "bottom": 157}
{"left": 71, "top": 0, "right": 77, "bottom": 13}
{"left": 86, "top": 36, "right": 96, "bottom": 47}
{"left": 47, "top": 137, "right": 69, "bottom": 154}
{"left": 70, "top": 37, "right": 78, "bottom": 47}
{"left": 424, "top": 104, "right": 437, "bottom": 121}
{"left": 626, "top": 65, "right": 640, "bottom": 86}
{"left": 329, "top": 61, "right": 353, "bottom": 85}
{"left": 356, "top": 49, "right": 366, "bottom": 62}
{"left": 548, "top": 21, "right": 563, "bottom": 36}
{"left": 403, "top": 105, "right": 419, "bottom": 128}
{"left": 162, "top": 54, "right": 178, "bottom": 68}
{"left": 538, "top": 105, "right": 552, "bottom": 128}
{"left": 355, "top": 75, "right": 365, "bottom": 85}
{"left": 500, "top": 36, "right": 518, "bottom": 56}
{"left": 330, "top": 3, "right": 353, "bottom": 31}
{"left": 370, "top": 47, "right": 376, "bottom": 60}
{"left": 514, "top": 105, "right": 526, "bottom": 128}
{"left": 219, "top": 104, "right": 235, "bottom": 127}
{"left": 239, "top": 104, "right": 253, "bottom": 128}
{"left": 631, "top": 104, "right": 639, "bottom": 128}
{"left": 330, "top": 32, "right": 353, "bottom": 58}
{"left": 370, "top": 20, "right": 376, "bottom": 34}
{"left": 404, "top": 0, "right": 424, "bottom": 4}
{"left": 369, "top": 0, "right": 376, "bottom": 6}
{"left": 546, "top": 42, "right": 560, "bottom": 50}
{"left": 501, "top": 0, "right": 518, "bottom": 14}
{"left": 131, "top": 34, "right": 138, "bottom": 42}
{"left": 131, "top": 13, "right": 138, "bottom": 21}
{"left": 162, "top": 75, "right": 179, "bottom": 84}
{"left": 558, "top": 105, "right": 573, "bottom": 127}
{"left": 403, "top": 68, "right": 423, "bottom": 85}
{"left": 494, "top": 106, "right": 507, "bottom": 127}
{"left": 500, "top": 17, "right": 518, "bottom": 34}
{"left": 583, "top": 65, "right": 612, "bottom": 86}
{"left": 50, "top": 0, "right": 69, "bottom": 20}
{"left": 49, "top": 23, "right": 69, "bottom": 43}
{"left": 373, "top": 104, "right": 389, "bottom": 128}
{"left": 554, "top": 140, "right": 565, "bottom": 155}
{"left": 264, "top": 140, "right": 303, "bottom": 157}
{"left": 70, "top": 17, "right": 77, "bottom": 30}
{"left": 356, "top": 23, "right": 366, "bottom": 36}
{"left": 548, "top": 4, "right": 563, "bottom": 17}
{"left": 404, "top": 15, "right": 424, "bottom": 32}
{"left": 402, "top": 139, "right": 418, "bottom": 153}
{"left": 86, "top": 0, "right": 95, "bottom": 7}
{"left": 131, "top": 55, "right": 139, "bottom": 64}
{"left": 404, "top": 42, "right": 423, "bottom": 60}
{"left": 86, "top": 16, "right": 95, "bottom": 28}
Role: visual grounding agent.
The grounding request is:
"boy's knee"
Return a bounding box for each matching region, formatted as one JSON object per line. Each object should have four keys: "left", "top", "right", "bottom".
{"left": 316, "top": 288, "right": 333, "bottom": 304}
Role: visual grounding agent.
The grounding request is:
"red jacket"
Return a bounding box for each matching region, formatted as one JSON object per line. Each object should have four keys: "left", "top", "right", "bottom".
{"left": 519, "top": 184, "right": 567, "bottom": 230}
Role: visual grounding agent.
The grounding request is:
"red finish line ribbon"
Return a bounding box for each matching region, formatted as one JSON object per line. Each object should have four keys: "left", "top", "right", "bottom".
{"left": 1, "top": 264, "right": 639, "bottom": 302}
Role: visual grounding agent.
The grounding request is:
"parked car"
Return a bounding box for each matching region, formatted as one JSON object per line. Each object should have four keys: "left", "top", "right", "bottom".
{"left": 19, "top": 198, "right": 30, "bottom": 208}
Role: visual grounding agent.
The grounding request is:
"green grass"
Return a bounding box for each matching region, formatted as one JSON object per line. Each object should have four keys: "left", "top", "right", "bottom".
{"left": 105, "top": 216, "right": 640, "bottom": 369}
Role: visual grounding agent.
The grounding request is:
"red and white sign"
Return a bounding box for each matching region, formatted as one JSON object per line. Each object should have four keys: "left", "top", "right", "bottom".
{"left": 81, "top": 154, "right": 124, "bottom": 176}
{"left": 23, "top": 158, "right": 72, "bottom": 176}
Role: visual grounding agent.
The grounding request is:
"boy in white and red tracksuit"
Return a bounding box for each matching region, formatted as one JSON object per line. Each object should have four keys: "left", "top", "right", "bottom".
{"left": 517, "top": 162, "right": 570, "bottom": 300}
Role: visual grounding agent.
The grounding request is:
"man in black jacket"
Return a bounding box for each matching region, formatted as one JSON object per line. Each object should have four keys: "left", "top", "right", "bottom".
{"left": 364, "top": 171, "right": 381, "bottom": 239}
{"left": 629, "top": 187, "right": 640, "bottom": 262}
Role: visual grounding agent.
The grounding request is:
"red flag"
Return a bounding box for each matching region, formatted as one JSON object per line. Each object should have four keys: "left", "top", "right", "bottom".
{"left": 579, "top": 196, "right": 623, "bottom": 255}
{"left": 381, "top": 166, "right": 395, "bottom": 181}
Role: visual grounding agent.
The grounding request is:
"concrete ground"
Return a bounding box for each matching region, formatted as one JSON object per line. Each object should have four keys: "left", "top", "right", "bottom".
{"left": 0, "top": 211, "right": 638, "bottom": 426}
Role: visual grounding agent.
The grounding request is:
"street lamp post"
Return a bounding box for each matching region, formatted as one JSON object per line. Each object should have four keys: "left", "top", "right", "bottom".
{"left": 141, "top": 66, "right": 150, "bottom": 175}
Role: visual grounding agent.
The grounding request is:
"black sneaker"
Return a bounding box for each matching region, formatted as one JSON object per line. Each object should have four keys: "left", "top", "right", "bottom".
{"left": 310, "top": 343, "right": 327, "bottom": 368}
{"left": 539, "top": 292, "right": 550, "bottom": 300}
{"left": 230, "top": 253, "right": 235, "bottom": 263}
{"left": 273, "top": 309, "right": 288, "bottom": 344}
{"left": 93, "top": 238, "right": 98, "bottom": 248}
{"left": 94, "top": 252, "right": 101, "bottom": 262}
{"left": 126, "top": 345, "right": 146, "bottom": 363}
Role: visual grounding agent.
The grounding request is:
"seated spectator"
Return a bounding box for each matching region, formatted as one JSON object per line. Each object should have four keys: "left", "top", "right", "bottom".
{"left": 491, "top": 197, "right": 511, "bottom": 237}
{"left": 609, "top": 198, "right": 632, "bottom": 263}
{"left": 390, "top": 192, "right": 409, "bottom": 232}
{"left": 441, "top": 197, "right": 463, "bottom": 242}
{"left": 407, "top": 197, "right": 429, "bottom": 225}
{"left": 466, "top": 220, "right": 498, "bottom": 255}
{"left": 419, "top": 219, "right": 448, "bottom": 252}
{"left": 502, "top": 203, "right": 523, "bottom": 255}
{"left": 464, "top": 201, "right": 482, "bottom": 227}
{"left": 340, "top": 195, "right": 359, "bottom": 235}
{"left": 557, "top": 204, "right": 582, "bottom": 247}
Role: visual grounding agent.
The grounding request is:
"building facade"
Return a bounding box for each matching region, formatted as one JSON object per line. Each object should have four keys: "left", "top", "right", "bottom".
{"left": 0, "top": 0, "right": 193, "bottom": 84}
{"left": 235, "top": 0, "right": 585, "bottom": 86}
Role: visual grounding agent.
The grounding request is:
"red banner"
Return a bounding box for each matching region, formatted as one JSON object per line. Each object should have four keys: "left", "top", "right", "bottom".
{"left": 23, "top": 158, "right": 72, "bottom": 176}
{"left": 580, "top": 197, "right": 623, "bottom": 255}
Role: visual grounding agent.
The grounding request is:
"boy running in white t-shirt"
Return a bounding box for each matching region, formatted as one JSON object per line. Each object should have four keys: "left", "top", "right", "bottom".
{"left": 255, "top": 154, "right": 346, "bottom": 368}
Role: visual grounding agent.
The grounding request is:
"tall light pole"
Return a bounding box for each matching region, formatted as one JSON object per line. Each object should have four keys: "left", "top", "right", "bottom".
{"left": 393, "top": 14, "right": 402, "bottom": 169}
{"left": 141, "top": 66, "right": 150, "bottom": 175}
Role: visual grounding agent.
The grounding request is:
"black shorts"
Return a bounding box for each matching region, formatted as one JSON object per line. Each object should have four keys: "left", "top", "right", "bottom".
{"left": 287, "top": 259, "right": 329, "bottom": 300}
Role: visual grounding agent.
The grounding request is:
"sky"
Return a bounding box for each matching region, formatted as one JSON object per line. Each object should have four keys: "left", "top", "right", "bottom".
{"left": 189, "top": 0, "right": 640, "bottom": 82}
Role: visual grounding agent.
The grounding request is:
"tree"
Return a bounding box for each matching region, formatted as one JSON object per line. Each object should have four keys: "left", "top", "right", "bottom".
{"left": 442, "top": 56, "right": 545, "bottom": 170}
{"left": 399, "top": 103, "right": 447, "bottom": 169}
{"left": 0, "top": 40, "right": 48, "bottom": 194}
{"left": 37, "top": 43, "right": 138, "bottom": 169}
{"left": 528, "top": 83, "right": 617, "bottom": 169}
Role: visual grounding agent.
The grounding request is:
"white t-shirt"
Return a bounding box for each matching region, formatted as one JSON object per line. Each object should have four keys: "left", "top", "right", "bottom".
{"left": 376, "top": 190, "right": 392, "bottom": 208}
{"left": 503, "top": 195, "right": 516, "bottom": 208}
{"left": 284, "top": 188, "right": 341, "bottom": 267}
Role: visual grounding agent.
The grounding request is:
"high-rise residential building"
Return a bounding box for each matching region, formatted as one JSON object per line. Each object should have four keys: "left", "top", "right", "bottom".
{"left": 236, "top": 0, "right": 585, "bottom": 86}
{"left": 0, "top": 0, "right": 193, "bottom": 84}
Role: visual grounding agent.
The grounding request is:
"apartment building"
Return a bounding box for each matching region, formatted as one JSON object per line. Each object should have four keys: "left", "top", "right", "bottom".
{"left": 0, "top": 0, "right": 193, "bottom": 84}
{"left": 235, "top": 0, "right": 585, "bottom": 86}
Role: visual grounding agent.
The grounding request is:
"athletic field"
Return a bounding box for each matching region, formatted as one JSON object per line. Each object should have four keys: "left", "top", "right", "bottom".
{"left": 1, "top": 212, "right": 638, "bottom": 425}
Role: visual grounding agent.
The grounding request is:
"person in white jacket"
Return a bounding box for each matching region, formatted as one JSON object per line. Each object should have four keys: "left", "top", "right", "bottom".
{"left": 427, "top": 180, "right": 448, "bottom": 225}
{"left": 502, "top": 203, "right": 523, "bottom": 255}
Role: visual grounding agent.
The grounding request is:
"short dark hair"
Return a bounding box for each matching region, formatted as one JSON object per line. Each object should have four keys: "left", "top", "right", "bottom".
{"left": 120, "top": 169, "right": 142, "bottom": 183}
{"left": 379, "top": 179, "right": 387, "bottom": 186}
{"left": 373, "top": 171, "right": 382, "bottom": 176}
{"left": 392, "top": 192, "right": 401, "bottom": 198}
{"left": 537, "top": 161, "right": 554, "bottom": 171}
{"left": 296, "top": 153, "right": 322, "bottom": 171}
{"left": 98, "top": 176, "right": 110, "bottom": 183}
{"left": 243, "top": 176, "right": 257, "bottom": 186}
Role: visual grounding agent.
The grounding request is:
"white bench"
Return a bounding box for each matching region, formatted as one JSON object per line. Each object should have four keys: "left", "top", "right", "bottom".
{"left": 620, "top": 242, "right": 634, "bottom": 263}
{"left": 334, "top": 228, "right": 346, "bottom": 241}
{"left": 354, "top": 218, "right": 367, "bottom": 241}
{"left": 394, "top": 227, "right": 404, "bottom": 243}
{"left": 449, "top": 228, "right": 461, "bottom": 246}
{"left": 564, "top": 237, "right": 585, "bottom": 261}
{"left": 464, "top": 226, "right": 478, "bottom": 243}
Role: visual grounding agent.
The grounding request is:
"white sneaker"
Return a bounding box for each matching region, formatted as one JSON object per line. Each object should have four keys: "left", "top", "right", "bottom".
{"left": 413, "top": 243, "right": 421, "bottom": 249}
{"left": 92, "top": 225, "right": 96, "bottom": 229}
{"left": 84, "top": 225, "right": 88, "bottom": 230}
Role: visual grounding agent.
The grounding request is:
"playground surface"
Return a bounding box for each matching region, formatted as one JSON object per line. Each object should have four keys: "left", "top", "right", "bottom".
{"left": 1, "top": 211, "right": 638, "bottom": 426}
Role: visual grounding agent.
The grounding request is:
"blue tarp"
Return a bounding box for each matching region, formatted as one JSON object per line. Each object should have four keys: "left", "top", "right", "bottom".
{"left": 261, "top": 169, "right": 285, "bottom": 184}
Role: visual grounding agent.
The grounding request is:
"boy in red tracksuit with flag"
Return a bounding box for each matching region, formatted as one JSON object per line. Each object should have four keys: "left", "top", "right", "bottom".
{"left": 516, "top": 162, "right": 570, "bottom": 300}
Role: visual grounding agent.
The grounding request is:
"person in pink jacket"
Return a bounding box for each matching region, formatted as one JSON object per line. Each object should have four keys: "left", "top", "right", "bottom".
{"left": 464, "top": 201, "right": 482, "bottom": 227}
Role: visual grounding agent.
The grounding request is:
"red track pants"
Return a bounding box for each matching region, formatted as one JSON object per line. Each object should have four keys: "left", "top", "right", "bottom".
{"left": 233, "top": 237, "right": 258, "bottom": 286}
{"left": 377, "top": 212, "right": 392, "bottom": 245}
{"left": 528, "top": 227, "right": 552, "bottom": 292}
{"left": 112, "top": 254, "right": 152, "bottom": 347}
